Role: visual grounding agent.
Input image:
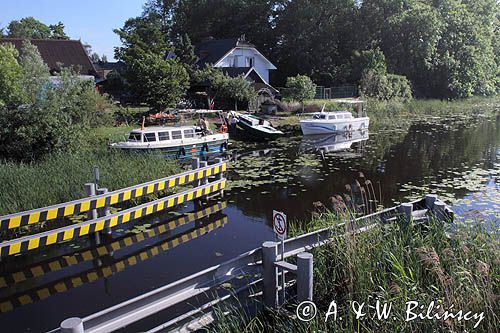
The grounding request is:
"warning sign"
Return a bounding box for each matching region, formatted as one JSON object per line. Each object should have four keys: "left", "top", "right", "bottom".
{"left": 273, "top": 210, "right": 287, "bottom": 240}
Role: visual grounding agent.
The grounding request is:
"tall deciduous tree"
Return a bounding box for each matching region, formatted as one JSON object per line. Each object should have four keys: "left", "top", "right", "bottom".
{"left": 6, "top": 17, "right": 69, "bottom": 39}
{"left": 18, "top": 40, "right": 50, "bottom": 104}
{"left": 0, "top": 44, "right": 23, "bottom": 107}
{"left": 128, "top": 53, "right": 189, "bottom": 111}
{"left": 173, "top": 34, "right": 198, "bottom": 77}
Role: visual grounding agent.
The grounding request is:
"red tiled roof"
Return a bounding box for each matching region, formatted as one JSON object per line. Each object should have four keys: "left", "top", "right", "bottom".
{"left": 0, "top": 38, "right": 97, "bottom": 76}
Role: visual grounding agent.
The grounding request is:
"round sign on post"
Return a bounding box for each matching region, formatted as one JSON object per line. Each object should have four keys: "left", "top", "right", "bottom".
{"left": 273, "top": 210, "right": 287, "bottom": 240}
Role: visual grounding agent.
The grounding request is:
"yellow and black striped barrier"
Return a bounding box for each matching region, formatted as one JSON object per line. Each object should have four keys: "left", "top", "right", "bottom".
{"left": 0, "top": 216, "right": 228, "bottom": 313}
{"left": 0, "top": 179, "right": 226, "bottom": 258}
{"left": 0, "top": 161, "right": 227, "bottom": 232}
{"left": 0, "top": 202, "right": 227, "bottom": 288}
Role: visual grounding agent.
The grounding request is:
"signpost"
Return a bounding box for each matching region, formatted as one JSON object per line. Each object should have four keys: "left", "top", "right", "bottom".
{"left": 273, "top": 210, "right": 287, "bottom": 305}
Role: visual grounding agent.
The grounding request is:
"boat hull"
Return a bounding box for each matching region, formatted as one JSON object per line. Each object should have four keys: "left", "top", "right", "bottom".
{"left": 110, "top": 135, "right": 229, "bottom": 159}
{"left": 232, "top": 121, "right": 283, "bottom": 141}
{"left": 300, "top": 117, "right": 369, "bottom": 135}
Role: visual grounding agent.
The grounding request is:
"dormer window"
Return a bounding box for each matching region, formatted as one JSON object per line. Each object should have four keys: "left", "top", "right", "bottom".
{"left": 230, "top": 55, "right": 241, "bottom": 67}
{"left": 246, "top": 56, "right": 254, "bottom": 67}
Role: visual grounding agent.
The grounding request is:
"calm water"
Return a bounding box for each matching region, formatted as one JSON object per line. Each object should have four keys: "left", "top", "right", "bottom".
{"left": 0, "top": 114, "right": 498, "bottom": 332}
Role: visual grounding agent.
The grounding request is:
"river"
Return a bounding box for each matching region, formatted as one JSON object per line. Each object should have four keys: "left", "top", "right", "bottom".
{"left": 0, "top": 114, "right": 498, "bottom": 332}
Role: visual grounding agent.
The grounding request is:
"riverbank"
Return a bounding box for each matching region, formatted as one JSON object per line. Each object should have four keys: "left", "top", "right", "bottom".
{"left": 0, "top": 130, "right": 180, "bottom": 215}
{"left": 272, "top": 96, "right": 500, "bottom": 132}
{"left": 209, "top": 215, "right": 499, "bottom": 332}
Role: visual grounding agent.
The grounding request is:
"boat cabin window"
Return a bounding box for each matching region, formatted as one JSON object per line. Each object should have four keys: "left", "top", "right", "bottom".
{"left": 144, "top": 133, "right": 157, "bottom": 142}
{"left": 128, "top": 132, "right": 142, "bottom": 142}
{"left": 328, "top": 115, "right": 336, "bottom": 120}
{"left": 172, "top": 130, "right": 182, "bottom": 140}
{"left": 183, "top": 129, "right": 194, "bottom": 138}
{"left": 158, "top": 131, "right": 170, "bottom": 141}
{"left": 313, "top": 114, "right": 326, "bottom": 120}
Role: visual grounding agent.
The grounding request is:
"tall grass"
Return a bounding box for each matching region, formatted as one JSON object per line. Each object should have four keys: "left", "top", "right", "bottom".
{"left": 209, "top": 218, "right": 499, "bottom": 332}
{"left": 0, "top": 127, "right": 180, "bottom": 215}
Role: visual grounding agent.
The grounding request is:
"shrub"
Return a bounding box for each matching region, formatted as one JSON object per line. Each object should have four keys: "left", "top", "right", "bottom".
{"left": 283, "top": 75, "right": 317, "bottom": 103}
{"left": 361, "top": 70, "right": 412, "bottom": 101}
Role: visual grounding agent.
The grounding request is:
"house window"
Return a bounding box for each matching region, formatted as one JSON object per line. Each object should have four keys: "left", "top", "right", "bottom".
{"left": 172, "top": 130, "right": 182, "bottom": 139}
{"left": 246, "top": 57, "right": 254, "bottom": 67}
{"left": 158, "top": 131, "right": 170, "bottom": 141}
{"left": 230, "top": 56, "right": 240, "bottom": 67}
{"left": 144, "top": 133, "right": 157, "bottom": 142}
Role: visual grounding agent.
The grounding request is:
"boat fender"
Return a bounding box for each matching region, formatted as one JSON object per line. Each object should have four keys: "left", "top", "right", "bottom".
{"left": 348, "top": 124, "right": 353, "bottom": 131}
{"left": 220, "top": 142, "right": 228, "bottom": 152}
{"left": 202, "top": 143, "right": 209, "bottom": 152}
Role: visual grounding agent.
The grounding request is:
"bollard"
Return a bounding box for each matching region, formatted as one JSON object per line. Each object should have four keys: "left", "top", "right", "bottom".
{"left": 84, "top": 183, "right": 98, "bottom": 221}
{"left": 433, "top": 201, "right": 446, "bottom": 221}
{"left": 60, "top": 317, "right": 84, "bottom": 333}
{"left": 85, "top": 183, "right": 100, "bottom": 244}
{"left": 398, "top": 202, "right": 413, "bottom": 228}
{"left": 425, "top": 194, "right": 438, "bottom": 210}
{"left": 297, "top": 252, "right": 314, "bottom": 302}
{"left": 97, "top": 188, "right": 111, "bottom": 235}
{"left": 262, "top": 241, "right": 278, "bottom": 309}
{"left": 191, "top": 157, "right": 201, "bottom": 187}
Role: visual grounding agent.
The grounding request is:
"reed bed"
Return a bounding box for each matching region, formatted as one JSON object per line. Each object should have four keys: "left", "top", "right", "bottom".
{"left": 0, "top": 144, "right": 179, "bottom": 216}
{"left": 208, "top": 216, "right": 499, "bottom": 332}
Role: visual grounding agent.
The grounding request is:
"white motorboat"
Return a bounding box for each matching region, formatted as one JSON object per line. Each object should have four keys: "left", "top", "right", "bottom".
{"left": 110, "top": 125, "right": 229, "bottom": 159}
{"left": 300, "top": 110, "right": 369, "bottom": 135}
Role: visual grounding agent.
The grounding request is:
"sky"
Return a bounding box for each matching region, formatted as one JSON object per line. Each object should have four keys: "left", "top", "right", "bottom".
{"left": 0, "top": 0, "right": 146, "bottom": 61}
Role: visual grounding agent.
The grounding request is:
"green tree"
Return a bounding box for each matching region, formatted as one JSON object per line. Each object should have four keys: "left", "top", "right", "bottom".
{"left": 6, "top": 17, "right": 69, "bottom": 39}
{"left": 284, "top": 75, "right": 316, "bottom": 111}
{"left": 114, "top": 12, "right": 169, "bottom": 61}
{"left": 170, "top": 0, "right": 278, "bottom": 50}
{"left": 18, "top": 40, "right": 50, "bottom": 104}
{"left": 0, "top": 68, "right": 102, "bottom": 161}
{"left": 128, "top": 53, "right": 189, "bottom": 110}
{"left": 174, "top": 34, "right": 198, "bottom": 77}
{"left": 193, "top": 67, "right": 257, "bottom": 110}
{"left": 0, "top": 44, "right": 23, "bottom": 107}
{"left": 273, "top": 0, "right": 358, "bottom": 86}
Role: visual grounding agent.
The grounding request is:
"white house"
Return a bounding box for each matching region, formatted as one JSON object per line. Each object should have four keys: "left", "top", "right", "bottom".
{"left": 195, "top": 36, "right": 277, "bottom": 89}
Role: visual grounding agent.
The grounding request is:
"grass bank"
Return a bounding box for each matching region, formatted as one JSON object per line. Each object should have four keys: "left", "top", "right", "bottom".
{"left": 210, "top": 217, "right": 499, "bottom": 332}
{"left": 273, "top": 96, "right": 500, "bottom": 130}
{"left": 0, "top": 126, "right": 180, "bottom": 215}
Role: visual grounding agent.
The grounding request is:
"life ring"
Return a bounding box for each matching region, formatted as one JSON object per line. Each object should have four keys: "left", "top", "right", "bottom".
{"left": 191, "top": 146, "right": 198, "bottom": 154}
{"left": 220, "top": 124, "right": 228, "bottom": 134}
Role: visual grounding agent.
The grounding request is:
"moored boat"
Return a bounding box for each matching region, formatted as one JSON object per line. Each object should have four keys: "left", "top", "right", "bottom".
{"left": 229, "top": 112, "right": 284, "bottom": 141}
{"left": 110, "top": 125, "right": 229, "bottom": 159}
{"left": 300, "top": 110, "right": 369, "bottom": 135}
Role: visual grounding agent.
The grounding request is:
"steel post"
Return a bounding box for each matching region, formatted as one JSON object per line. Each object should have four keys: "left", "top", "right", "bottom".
{"left": 425, "top": 194, "right": 438, "bottom": 210}
{"left": 297, "top": 252, "right": 313, "bottom": 302}
{"left": 262, "top": 241, "right": 278, "bottom": 308}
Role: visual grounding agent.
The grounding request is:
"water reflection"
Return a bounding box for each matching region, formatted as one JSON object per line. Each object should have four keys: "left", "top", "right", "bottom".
{"left": 0, "top": 202, "right": 228, "bottom": 313}
{"left": 299, "top": 131, "right": 369, "bottom": 157}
